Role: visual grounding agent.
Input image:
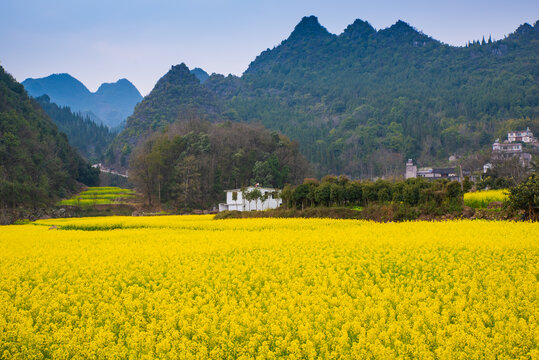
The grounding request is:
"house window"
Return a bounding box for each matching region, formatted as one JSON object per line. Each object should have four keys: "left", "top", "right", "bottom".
{"left": 232, "top": 192, "right": 238, "bottom": 201}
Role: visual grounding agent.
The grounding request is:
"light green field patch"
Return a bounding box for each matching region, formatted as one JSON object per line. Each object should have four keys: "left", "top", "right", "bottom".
{"left": 57, "top": 187, "right": 137, "bottom": 207}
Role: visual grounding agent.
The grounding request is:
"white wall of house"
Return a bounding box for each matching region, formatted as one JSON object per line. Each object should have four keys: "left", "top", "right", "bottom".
{"left": 219, "top": 187, "right": 282, "bottom": 212}
{"left": 405, "top": 159, "right": 417, "bottom": 179}
{"left": 508, "top": 128, "right": 534, "bottom": 143}
{"left": 492, "top": 142, "right": 522, "bottom": 152}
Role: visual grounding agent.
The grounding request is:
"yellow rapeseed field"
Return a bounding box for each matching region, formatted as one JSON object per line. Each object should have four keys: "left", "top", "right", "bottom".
{"left": 0, "top": 216, "right": 537, "bottom": 359}
{"left": 464, "top": 189, "right": 509, "bottom": 208}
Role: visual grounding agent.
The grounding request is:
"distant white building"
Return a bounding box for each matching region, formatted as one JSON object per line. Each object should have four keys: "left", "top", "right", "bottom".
{"left": 507, "top": 128, "right": 534, "bottom": 143}
{"left": 491, "top": 139, "right": 532, "bottom": 167}
{"left": 91, "top": 163, "right": 129, "bottom": 178}
{"left": 405, "top": 159, "right": 460, "bottom": 181}
{"left": 417, "top": 167, "right": 460, "bottom": 181}
{"left": 405, "top": 159, "right": 417, "bottom": 179}
{"left": 492, "top": 140, "right": 522, "bottom": 153}
{"left": 218, "top": 186, "right": 282, "bottom": 212}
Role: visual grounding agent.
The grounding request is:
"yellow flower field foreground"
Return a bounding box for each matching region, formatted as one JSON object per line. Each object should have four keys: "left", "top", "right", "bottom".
{"left": 0, "top": 216, "right": 537, "bottom": 359}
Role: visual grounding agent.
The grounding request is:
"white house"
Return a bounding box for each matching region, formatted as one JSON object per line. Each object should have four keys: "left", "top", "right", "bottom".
{"left": 405, "top": 159, "right": 460, "bottom": 181}
{"left": 416, "top": 167, "right": 460, "bottom": 181}
{"left": 492, "top": 140, "right": 522, "bottom": 153}
{"left": 491, "top": 139, "right": 532, "bottom": 167}
{"left": 405, "top": 159, "right": 417, "bottom": 179}
{"left": 218, "top": 186, "right": 282, "bottom": 212}
{"left": 507, "top": 128, "right": 535, "bottom": 143}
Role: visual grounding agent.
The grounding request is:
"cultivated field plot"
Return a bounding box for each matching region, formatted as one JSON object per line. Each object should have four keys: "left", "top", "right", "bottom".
{"left": 0, "top": 216, "right": 537, "bottom": 359}
{"left": 464, "top": 189, "right": 509, "bottom": 209}
{"left": 57, "top": 187, "right": 136, "bottom": 206}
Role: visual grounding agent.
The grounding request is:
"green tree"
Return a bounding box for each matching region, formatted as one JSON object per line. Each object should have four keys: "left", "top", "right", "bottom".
{"left": 508, "top": 175, "right": 538, "bottom": 220}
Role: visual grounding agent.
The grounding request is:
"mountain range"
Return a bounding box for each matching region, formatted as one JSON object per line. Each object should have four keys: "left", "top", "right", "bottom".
{"left": 22, "top": 74, "right": 143, "bottom": 128}
{"left": 109, "top": 16, "right": 539, "bottom": 178}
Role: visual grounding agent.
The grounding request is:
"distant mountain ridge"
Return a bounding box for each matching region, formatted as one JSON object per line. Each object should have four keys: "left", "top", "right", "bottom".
{"left": 110, "top": 16, "right": 538, "bottom": 178}
{"left": 22, "top": 74, "right": 142, "bottom": 128}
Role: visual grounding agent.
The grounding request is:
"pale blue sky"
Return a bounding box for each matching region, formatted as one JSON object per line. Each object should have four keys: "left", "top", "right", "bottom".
{"left": 1, "top": 0, "right": 537, "bottom": 95}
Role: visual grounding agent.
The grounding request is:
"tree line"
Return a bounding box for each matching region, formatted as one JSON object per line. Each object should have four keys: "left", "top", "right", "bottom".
{"left": 129, "top": 117, "right": 309, "bottom": 210}
{"left": 280, "top": 175, "right": 463, "bottom": 215}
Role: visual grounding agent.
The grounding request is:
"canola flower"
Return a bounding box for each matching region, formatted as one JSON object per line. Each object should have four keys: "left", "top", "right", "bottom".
{"left": 464, "top": 189, "right": 509, "bottom": 209}
{"left": 0, "top": 216, "right": 537, "bottom": 359}
{"left": 57, "top": 187, "right": 136, "bottom": 206}
{"left": 79, "top": 188, "right": 136, "bottom": 196}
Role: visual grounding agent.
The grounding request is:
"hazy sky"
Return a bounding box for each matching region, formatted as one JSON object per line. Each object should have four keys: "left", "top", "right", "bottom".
{"left": 1, "top": 0, "right": 537, "bottom": 95}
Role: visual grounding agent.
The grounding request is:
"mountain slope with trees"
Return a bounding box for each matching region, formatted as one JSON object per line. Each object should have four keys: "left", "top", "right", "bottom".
{"left": 22, "top": 74, "right": 142, "bottom": 128}
{"left": 212, "top": 17, "right": 539, "bottom": 177}
{"left": 110, "top": 17, "right": 538, "bottom": 178}
{"left": 0, "top": 66, "right": 99, "bottom": 214}
{"left": 107, "top": 64, "right": 223, "bottom": 167}
{"left": 35, "top": 95, "right": 115, "bottom": 162}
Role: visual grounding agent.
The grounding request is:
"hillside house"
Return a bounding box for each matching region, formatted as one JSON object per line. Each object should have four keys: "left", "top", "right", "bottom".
{"left": 417, "top": 167, "right": 460, "bottom": 181}
{"left": 405, "top": 159, "right": 461, "bottom": 181}
{"left": 405, "top": 159, "right": 417, "bottom": 179}
{"left": 507, "top": 128, "right": 535, "bottom": 143}
{"left": 218, "top": 186, "right": 282, "bottom": 212}
{"left": 491, "top": 139, "right": 531, "bottom": 167}
{"left": 492, "top": 140, "right": 522, "bottom": 153}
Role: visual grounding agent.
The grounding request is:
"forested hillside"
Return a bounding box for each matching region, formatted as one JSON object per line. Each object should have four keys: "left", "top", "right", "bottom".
{"left": 211, "top": 17, "right": 539, "bottom": 177}
{"left": 35, "top": 95, "right": 115, "bottom": 162}
{"left": 111, "top": 16, "right": 538, "bottom": 178}
{"left": 129, "top": 118, "right": 309, "bottom": 209}
{"left": 0, "top": 66, "right": 99, "bottom": 211}
{"left": 108, "top": 64, "right": 223, "bottom": 167}
{"left": 23, "top": 74, "right": 142, "bottom": 128}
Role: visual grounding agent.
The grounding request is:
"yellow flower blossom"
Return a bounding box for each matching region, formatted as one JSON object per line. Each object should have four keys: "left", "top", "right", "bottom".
{"left": 464, "top": 189, "right": 509, "bottom": 208}
{"left": 0, "top": 216, "right": 537, "bottom": 358}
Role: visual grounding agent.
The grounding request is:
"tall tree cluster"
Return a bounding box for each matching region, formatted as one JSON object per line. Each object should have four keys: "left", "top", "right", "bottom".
{"left": 129, "top": 118, "right": 309, "bottom": 209}
{"left": 281, "top": 175, "right": 463, "bottom": 217}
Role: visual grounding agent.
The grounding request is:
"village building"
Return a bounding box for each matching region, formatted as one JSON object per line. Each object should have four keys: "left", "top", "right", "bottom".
{"left": 507, "top": 127, "right": 535, "bottom": 143}
{"left": 492, "top": 140, "right": 522, "bottom": 154}
{"left": 404, "top": 159, "right": 461, "bottom": 181}
{"left": 491, "top": 138, "right": 532, "bottom": 167}
{"left": 417, "top": 167, "right": 460, "bottom": 181}
{"left": 405, "top": 159, "right": 417, "bottom": 179}
{"left": 91, "top": 163, "right": 129, "bottom": 178}
{"left": 218, "top": 186, "right": 282, "bottom": 212}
